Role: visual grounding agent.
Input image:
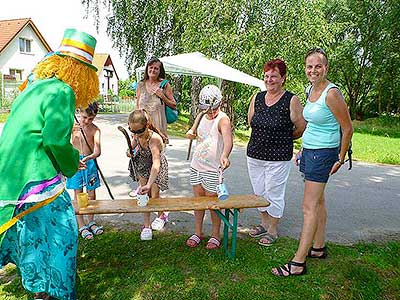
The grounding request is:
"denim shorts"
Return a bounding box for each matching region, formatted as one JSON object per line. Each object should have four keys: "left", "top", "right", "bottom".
{"left": 300, "top": 148, "right": 339, "bottom": 183}
{"left": 66, "top": 156, "right": 100, "bottom": 190}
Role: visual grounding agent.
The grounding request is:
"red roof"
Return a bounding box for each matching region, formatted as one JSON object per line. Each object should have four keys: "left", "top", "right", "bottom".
{"left": 0, "top": 18, "right": 52, "bottom": 54}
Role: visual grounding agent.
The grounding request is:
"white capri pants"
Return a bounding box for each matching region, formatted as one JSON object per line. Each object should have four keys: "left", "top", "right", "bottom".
{"left": 247, "top": 157, "right": 291, "bottom": 218}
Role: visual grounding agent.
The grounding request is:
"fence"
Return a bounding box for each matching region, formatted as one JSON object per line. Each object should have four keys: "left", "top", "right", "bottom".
{"left": 99, "top": 100, "right": 136, "bottom": 113}
{"left": 0, "top": 73, "right": 136, "bottom": 113}
{"left": 0, "top": 74, "right": 22, "bottom": 109}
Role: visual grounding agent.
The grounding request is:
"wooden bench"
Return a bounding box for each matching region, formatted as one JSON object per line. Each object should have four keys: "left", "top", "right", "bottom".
{"left": 77, "top": 194, "right": 269, "bottom": 259}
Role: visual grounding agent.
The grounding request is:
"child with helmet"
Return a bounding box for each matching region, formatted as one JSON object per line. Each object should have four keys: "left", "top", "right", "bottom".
{"left": 185, "top": 85, "right": 233, "bottom": 250}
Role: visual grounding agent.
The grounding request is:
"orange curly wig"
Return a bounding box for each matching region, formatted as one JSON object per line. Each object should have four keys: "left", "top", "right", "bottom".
{"left": 33, "top": 55, "right": 99, "bottom": 108}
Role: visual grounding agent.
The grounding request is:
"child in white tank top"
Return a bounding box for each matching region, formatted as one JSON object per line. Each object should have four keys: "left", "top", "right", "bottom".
{"left": 185, "top": 85, "right": 233, "bottom": 250}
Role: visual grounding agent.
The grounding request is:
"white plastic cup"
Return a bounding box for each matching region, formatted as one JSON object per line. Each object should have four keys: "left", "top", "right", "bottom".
{"left": 137, "top": 193, "right": 149, "bottom": 207}
{"left": 217, "top": 183, "right": 229, "bottom": 201}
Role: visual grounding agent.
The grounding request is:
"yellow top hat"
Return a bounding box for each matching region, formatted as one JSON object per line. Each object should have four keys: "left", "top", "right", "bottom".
{"left": 56, "top": 28, "right": 97, "bottom": 71}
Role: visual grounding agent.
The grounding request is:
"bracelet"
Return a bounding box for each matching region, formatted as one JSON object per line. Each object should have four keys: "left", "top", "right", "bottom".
{"left": 338, "top": 159, "right": 345, "bottom": 165}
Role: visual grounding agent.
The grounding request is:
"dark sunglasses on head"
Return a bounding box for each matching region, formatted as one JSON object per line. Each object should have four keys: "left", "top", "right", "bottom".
{"left": 198, "top": 103, "right": 220, "bottom": 111}
{"left": 305, "top": 47, "right": 328, "bottom": 61}
{"left": 129, "top": 127, "right": 146, "bottom": 134}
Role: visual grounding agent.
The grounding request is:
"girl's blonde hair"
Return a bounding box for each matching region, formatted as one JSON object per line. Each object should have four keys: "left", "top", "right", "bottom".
{"left": 33, "top": 55, "right": 99, "bottom": 108}
{"left": 128, "top": 109, "right": 167, "bottom": 143}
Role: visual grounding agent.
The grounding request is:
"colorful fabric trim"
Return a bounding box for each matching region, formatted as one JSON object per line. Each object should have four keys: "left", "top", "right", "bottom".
{"left": 0, "top": 188, "right": 64, "bottom": 235}
{"left": 58, "top": 46, "right": 93, "bottom": 64}
{"left": 18, "top": 174, "right": 61, "bottom": 201}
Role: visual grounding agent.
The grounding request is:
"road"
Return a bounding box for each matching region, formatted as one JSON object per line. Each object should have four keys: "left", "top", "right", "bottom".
{"left": 1, "top": 113, "right": 399, "bottom": 244}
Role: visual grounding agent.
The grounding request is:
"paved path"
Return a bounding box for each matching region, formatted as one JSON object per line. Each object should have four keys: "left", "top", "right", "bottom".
{"left": 2, "top": 114, "right": 399, "bottom": 244}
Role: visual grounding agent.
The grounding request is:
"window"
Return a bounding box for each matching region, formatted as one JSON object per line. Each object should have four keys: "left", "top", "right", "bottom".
{"left": 19, "top": 38, "right": 31, "bottom": 53}
{"left": 9, "top": 69, "right": 23, "bottom": 81}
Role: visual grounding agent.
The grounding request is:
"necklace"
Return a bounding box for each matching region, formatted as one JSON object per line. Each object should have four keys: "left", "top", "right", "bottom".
{"left": 265, "top": 90, "right": 285, "bottom": 106}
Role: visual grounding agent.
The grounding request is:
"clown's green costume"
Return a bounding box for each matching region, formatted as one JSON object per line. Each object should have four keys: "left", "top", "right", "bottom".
{"left": 0, "top": 29, "right": 99, "bottom": 300}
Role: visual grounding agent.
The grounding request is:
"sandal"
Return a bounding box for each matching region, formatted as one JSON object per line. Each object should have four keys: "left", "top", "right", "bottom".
{"left": 307, "top": 246, "right": 328, "bottom": 259}
{"left": 79, "top": 226, "right": 93, "bottom": 240}
{"left": 258, "top": 233, "right": 278, "bottom": 247}
{"left": 186, "top": 234, "right": 204, "bottom": 248}
{"left": 272, "top": 260, "right": 307, "bottom": 277}
{"left": 249, "top": 225, "right": 269, "bottom": 238}
{"left": 87, "top": 221, "right": 104, "bottom": 236}
{"left": 205, "top": 237, "right": 221, "bottom": 250}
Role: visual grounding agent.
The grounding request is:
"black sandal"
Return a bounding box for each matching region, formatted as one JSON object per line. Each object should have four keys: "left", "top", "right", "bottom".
{"left": 273, "top": 260, "right": 307, "bottom": 277}
{"left": 307, "top": 246, "right": 327, "bottom": 259}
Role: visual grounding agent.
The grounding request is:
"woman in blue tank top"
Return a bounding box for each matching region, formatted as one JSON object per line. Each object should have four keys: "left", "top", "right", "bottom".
{"left": 272, "top": 48, "right": 353, "bottom": 277}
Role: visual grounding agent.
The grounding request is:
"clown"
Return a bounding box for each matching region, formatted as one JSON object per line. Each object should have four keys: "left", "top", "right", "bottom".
{"left": 0, "top": 29, "right": 99, "bottom": 300}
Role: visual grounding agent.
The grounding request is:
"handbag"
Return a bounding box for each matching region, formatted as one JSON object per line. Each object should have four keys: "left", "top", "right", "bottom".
{"left": 159, "top": 79, "right": 179, "bottom": 124}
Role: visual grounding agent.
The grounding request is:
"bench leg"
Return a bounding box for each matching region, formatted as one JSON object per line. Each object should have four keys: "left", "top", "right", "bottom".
{"left": 214, "top": 208, "right": 238, "bottom": 259}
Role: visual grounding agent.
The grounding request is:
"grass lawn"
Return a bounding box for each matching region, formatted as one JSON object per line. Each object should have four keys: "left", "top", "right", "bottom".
{"left": 1, "top": 230, "right": 399, "bottom": 300}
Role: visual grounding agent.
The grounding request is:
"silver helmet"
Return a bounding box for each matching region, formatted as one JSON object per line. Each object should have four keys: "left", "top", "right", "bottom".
{"left": 198, "top": 85, "right": 222, "bottom": 110}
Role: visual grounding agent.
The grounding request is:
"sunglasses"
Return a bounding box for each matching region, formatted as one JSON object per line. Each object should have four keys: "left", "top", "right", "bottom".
{"left": 198, "top": 103, "right": 220, "bottom": 110}
{"left": 305, "top": 47, "right": 328, "bottom": 61}
{"left": 129, "top": 127, "right": 146, "bottom": 134}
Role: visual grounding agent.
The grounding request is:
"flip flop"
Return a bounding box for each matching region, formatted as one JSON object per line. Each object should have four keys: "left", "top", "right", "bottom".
{"left": 258, "top": 233, "right": 278, "bottom": 247}
{"left": 186, "top": 234, "right": 204, "bottom": 248}
{"left": 249, "top": 225, "right": 268, "bottom": 238}
{"left": 205, "top": 237, "right": 221, "bottom": 250}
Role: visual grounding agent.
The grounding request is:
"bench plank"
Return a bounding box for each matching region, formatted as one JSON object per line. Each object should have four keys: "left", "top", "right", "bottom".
{"left": 77, "top": 194, "right": 268, "bottom": 215}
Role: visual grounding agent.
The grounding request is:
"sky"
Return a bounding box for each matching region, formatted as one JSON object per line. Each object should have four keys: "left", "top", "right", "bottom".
{"left": 0, "top": 0, "right": 129, "bottom": 79}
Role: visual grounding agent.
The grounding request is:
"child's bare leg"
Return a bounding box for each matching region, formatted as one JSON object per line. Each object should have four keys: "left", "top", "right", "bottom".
{"left": 193, "top": 185, "right": 206, "bottom": 237}
{"left": 143, "top": 212, "right": 151, "bottom": 228}
{"left": 205, "top": 190, "right": 221, "bottom": 240}
{"left": 74, "top": 189, "right": 93, "bottom": 239}
{"left": 209, "top": 210, "right": 221, "bottom": 240}
{"left": 150, "top": 184, "right": 168, "bottom": 230}
{"left": 139, "top": 177, "right": 151, "bottom": 227}
{"left": 149, "top": 184, "right": 163, "bottom": 219}
{"left": 73, "top": 189, "right": 86, "bottom": 228}
{"left": 86, "top": 189, "right": 103, "bottom": 235}
{"left": 86, "top": 189, "right": 96, "bottom": 224}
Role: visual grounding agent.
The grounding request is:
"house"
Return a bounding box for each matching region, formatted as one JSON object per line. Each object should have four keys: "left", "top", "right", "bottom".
{"left": 0, "top": 18, "right": 52, "bottom": 82}
{"left": 93, "top": 53, "right": 119, "bottom": 100}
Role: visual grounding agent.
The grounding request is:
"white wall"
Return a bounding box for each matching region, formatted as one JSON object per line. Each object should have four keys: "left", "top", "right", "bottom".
{"left": 0, "top": 25, "right": 49, "bottom": 80}
{"left": 99, "top": 64, "right": 119, "bottom": 97}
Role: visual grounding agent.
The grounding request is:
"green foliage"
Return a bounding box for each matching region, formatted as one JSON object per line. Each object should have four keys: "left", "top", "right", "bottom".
{"left": 82, "top": 0, "right": 400, "bottom": 124}
{"left": 353, "top": 115, "right": 400, "bottom": 138}
{"left": 0, "top": 113, "right": 8, "bottom": 123}
{"left": 118, "top": 79, "right": 136, "bottom": 97}
{"left": 1, "top": 232, "right": 399, "bottom": 300}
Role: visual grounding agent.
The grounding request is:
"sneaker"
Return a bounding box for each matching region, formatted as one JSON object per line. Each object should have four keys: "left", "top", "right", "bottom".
{"left": 151, "top": 215, "right": 168, "bottom": 231}
{"left": 128, "top": 187, "right": 139, "bottom": 198}
{"left": 140, "top": 227, "right": 152, "bottom": 240}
